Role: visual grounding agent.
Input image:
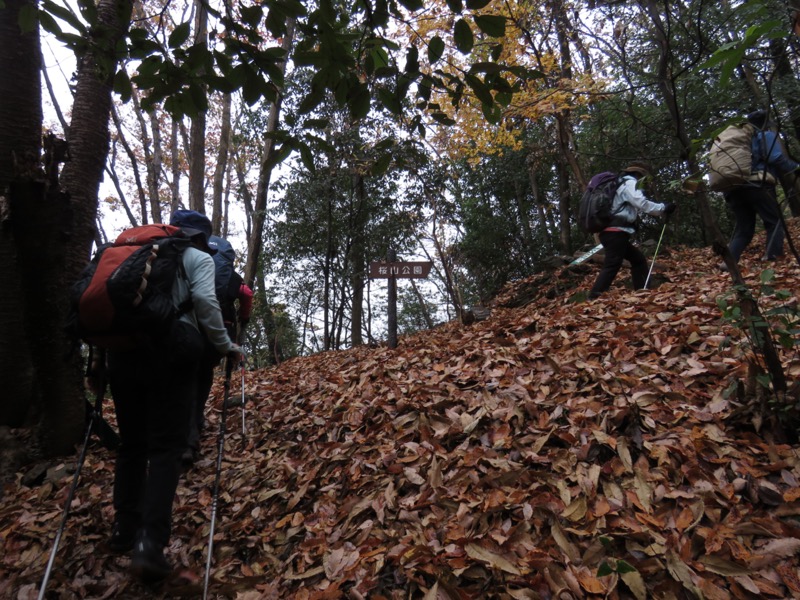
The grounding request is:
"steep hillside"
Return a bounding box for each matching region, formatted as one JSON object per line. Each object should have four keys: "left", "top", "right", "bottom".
{"left": 3, "top": 228, "right": 800, "bottom": 599}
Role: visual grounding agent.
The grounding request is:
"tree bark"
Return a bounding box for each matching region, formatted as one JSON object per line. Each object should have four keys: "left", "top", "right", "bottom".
{"left": 188, "top": 0, "right": 208, "bottom": 213}
{"left": 243, "top": 18, "right": 295, "bottom": 288}
{"left": 170, "top": 118, "right": 181, "bottom": 213}
{"left": 211, "top": 93, "right": 232, "bottom": 233}
{"left": 147, "top": 107, "right": 163, "bottom": 223}
{"left": 52, "top": 0, "right": 133, "bottom": 454}
{"left": 0, "top": 0, "right": 41, "bottom": 428}
{"left": 350, "top": 174, "right": 365, "bottom": 347}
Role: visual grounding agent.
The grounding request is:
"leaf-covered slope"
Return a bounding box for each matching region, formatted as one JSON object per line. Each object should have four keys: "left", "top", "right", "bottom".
{"left": 3, "top": 236, "right": 800, "bottom": 599}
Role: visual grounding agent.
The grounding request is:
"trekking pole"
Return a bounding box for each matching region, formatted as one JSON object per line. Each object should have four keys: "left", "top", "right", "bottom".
{"left": 38, "top": 362, "right": 106, "bottom": 600}
{"left": 240, "top": 359, "right": 246, "bottom": 439}
{"left": 203, "top": 356, "right": 234, "bottom": 600}
{"left": 237, "top": 326, "right": 247, "bottom": 439}
{"left": 644, "top": 221, "right": 668, "bottom": 290}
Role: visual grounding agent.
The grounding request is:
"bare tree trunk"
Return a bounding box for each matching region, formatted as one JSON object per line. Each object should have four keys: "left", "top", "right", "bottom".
{"left": 527, "top": 157, "right": 555, "bottom": 249}
{"left": 211, "top": 93, "right": 232, "bottom": 234}
{"left": 715, "top": 242, "right": 787, "bottom": 395}
{"left": 243, "top": 18, "right": 295, "bottom": 288}
{"left": 350, "top": 174, "right": 365, "bottom": 347}
{"left": 410, "top": 279, "right": 435, "bottom": 329}
{"left": 106, "top": 143, "right": 139, "bottom": 226}
{"left": 512, "top": 178, "right": 535, "bottom": 270}
{"left": 110, "top": 104, "right": 149, "bottom": 222}
{"left": 170, "top": 117, "right": 181, "bottom": 213}
{"left": 188, "top": 0, "right": 208, "bottom": 212}
{"left": 556, "top": 155, "right": 571, "bottom": 253}
{"left": 324, "top": 190, "right": 334, "bottom": 350}
{"left": 146, "top": 105, "right": 164, "bottom": 223}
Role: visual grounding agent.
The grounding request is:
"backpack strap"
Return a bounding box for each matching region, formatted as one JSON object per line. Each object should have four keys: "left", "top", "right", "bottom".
{"left": 172, "top": 240, "right": 194, "bottom": 319}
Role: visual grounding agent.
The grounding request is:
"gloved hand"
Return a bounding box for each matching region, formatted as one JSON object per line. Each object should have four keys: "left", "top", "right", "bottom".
{"left": 663, "top": 202, "right": 677, "bottom": 216}
{"left": 228, "top": 343, "right": 247, "bottom": 363}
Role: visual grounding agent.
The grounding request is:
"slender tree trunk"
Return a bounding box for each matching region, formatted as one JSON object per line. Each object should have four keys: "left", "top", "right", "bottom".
{"left": 350, "top": 174, "right": 365, "bottom": 347}
{"left": 512, "top": 178, "right": 535, "bottom": 270}
{"left": 106, "top": 144, "right": 139, "bottom": 227}
{"left": 638, "top": 0, "right": 787, "bottom": 397}
{"left": 527, "top": 157, "right": 554, "bottom": 250}
{"left": 188, "top": 0, "right": 208, "bottom": 212}
{"left": 324, "top": 190, "right": 334, "bottom": 350}
{"left": 110, "top": 104, "right": 149, "bottom": 222}
{"left": 170, "top": 117, "right": 181, "bottom": 213}
{"left": 556, "top": 155, "right": 571, "bottom": 253}
{"left": 211, "top": 93, "right": 232, "bottom": 234}
{"left": 410, "top": 279, "right": 435, "bottom": 329}
{"left": 148, "top": 107, "right": 164, "bottom": 223}
{"left": 243, "top": 18, "right": 295, "bottom": 288}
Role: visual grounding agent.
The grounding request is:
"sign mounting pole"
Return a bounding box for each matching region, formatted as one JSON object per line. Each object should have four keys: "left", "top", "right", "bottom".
{"left": 387, "top": 248, "right": 397, "bottom": 349}
{"left": 368, "top": 255, "right": 433, "bottom": 349}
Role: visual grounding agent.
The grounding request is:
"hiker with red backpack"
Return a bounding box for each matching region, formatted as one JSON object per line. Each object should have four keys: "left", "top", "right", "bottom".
{"left": 716, "top": 110, "right": 799, "bottom": 267}
{"left": 587, "top": 162, "right": 676, "bottom": 299}
{"left": 169, "top": 211, "right": 254, "bottom": 466}
{"left": 84, "top": 212, "right": 244, "bottom": 583}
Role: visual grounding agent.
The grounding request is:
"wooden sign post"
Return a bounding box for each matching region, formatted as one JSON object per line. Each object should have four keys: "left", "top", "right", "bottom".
{"left": 369, "top": 254, "right": 433, "bottom": 348}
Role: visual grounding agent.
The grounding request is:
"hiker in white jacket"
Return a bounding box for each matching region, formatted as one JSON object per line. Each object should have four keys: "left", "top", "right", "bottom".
{"left": 589, "top": 162, "right": 675, "bottom": 299}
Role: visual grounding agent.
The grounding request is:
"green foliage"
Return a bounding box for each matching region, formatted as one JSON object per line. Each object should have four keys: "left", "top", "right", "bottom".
{"left": 397, "top": 286, "right": 437, "bottom": 335}
{"left": 453, "top": 18, "right": 474, "bottom": 54}
{"left": 597, "top": 558, "right": 638, "bottom": 577}
{"left": 699, "top": 0, "right": 787, "bottom": 87}
{"left": 451, "top": 147, "right": 548, "bottom": 300}
{"left": 57, "top": 0, "right": 519, "bottom": 122}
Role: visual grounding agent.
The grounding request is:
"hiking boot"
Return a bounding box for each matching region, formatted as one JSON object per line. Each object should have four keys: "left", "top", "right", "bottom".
{"left": 130, "top": 533, "right": 171, "bottom": 583}
{"left": 108, "top": 522, "right": 136, "bottom": 554}
{"left": 181, "top": 448, "right": 198, "bottom": 469}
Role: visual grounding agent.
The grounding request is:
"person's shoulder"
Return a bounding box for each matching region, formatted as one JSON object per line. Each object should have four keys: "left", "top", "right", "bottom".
{"left": 182, "top": 246, "right": 214, "bottom": 267}
{"left": 618, "top": 174, "right": 637, "bottom": 187}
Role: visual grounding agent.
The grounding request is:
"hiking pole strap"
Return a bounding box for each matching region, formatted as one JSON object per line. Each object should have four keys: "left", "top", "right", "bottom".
{"left": 203, "top": 356, "right": 234, "bottom": 600}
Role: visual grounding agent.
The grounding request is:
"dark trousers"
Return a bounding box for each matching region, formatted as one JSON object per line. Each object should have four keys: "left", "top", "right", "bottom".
{"left": 726, "top": 185, "right": 784, "bottom": 261}
{"left": 108, "top": 321, "right": 205, "bottom": 547}
{"left": 589, "top": 230, "right": 649, "bottom": 298}
{"left": 186, "top": 342, "right": 221, "bottom": 453}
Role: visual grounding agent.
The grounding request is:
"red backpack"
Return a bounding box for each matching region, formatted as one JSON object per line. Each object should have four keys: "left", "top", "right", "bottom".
{"left": 67, "top": 224, "right": 195, "bottom": 350}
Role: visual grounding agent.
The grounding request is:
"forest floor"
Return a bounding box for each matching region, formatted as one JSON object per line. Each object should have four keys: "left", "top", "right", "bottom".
{"left": 3, "top": 221, "right": 800, "bottom": 599}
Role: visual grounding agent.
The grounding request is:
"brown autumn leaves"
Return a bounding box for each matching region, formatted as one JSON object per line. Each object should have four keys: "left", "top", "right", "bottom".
{"left": 3, "top": 228, "right": 800, "bottom": 599}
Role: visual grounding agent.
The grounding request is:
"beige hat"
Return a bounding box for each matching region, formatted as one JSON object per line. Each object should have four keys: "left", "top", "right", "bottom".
{"left": 623, "top": 162, "right": 652, "bottom": 178}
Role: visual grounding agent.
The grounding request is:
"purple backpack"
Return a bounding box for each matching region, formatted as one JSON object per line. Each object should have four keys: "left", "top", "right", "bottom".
{"left": 578, "top": 171, "right": 621, "bottom": 233}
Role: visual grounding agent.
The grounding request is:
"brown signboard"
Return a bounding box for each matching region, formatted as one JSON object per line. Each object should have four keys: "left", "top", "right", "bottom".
{"left": 369, "top": 261, "right": 433, "bottom": 279}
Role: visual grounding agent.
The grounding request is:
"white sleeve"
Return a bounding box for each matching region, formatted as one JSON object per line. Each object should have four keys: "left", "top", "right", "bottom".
{"left": 617, "top": 177, "right": 666, "bottom": 217}
{"left": 182, "top": 248, "right": 234, "bottom": 355}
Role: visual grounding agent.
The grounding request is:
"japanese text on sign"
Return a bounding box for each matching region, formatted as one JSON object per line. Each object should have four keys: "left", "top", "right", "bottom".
{"left": 369, "top": 261, "right": 433, "bottom": 279}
